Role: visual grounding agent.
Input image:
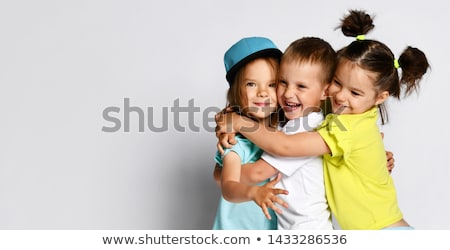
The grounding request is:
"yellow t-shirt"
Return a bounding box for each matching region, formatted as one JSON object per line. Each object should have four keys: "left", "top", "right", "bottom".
{"left": 317, "top": 107, "right": 403, "bottom": 229}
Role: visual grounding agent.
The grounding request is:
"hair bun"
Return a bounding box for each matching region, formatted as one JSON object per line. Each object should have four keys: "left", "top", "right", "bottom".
{"left": 340, "top": 9, "right": 375, "bottom": 37}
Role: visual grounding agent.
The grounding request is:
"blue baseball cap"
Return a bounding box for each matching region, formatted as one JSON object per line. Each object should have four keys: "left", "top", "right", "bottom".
{"left": 224, "top": 37, "right": 282, "bottom": 85}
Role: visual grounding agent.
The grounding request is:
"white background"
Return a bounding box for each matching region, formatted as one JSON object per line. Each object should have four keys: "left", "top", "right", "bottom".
{"left": 0, "top": 0, "right": 448, "bottom": 229}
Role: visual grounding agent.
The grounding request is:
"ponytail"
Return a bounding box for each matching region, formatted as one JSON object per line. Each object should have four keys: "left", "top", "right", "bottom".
{"left": 336, "top": 9, "right": 430, "bottom": 124}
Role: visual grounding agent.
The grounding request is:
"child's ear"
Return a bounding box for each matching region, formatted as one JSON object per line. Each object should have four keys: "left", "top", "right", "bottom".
{"left": 375, "top": 91, "right": 389, "bottom": 105}
{"left": 321, "top": 83, "right": 331, "bottom": 100}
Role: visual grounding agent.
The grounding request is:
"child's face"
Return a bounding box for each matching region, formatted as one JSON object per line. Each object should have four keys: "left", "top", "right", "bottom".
{"left": 241, "top": 58, "right": 278, "bottom": 119}
{"left": 328, "top": 59, "right": 388, "bottom": 115}
{"left": 277, "top": 61, "right": 328, "bottom": 120}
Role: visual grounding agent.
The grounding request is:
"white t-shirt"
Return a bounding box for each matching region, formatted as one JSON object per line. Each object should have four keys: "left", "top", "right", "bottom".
{"left": 261, "top": 112, "right": 333, "bottom": 230}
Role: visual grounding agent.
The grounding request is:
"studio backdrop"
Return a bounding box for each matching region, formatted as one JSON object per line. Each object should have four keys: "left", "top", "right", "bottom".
{"left": 0, "top": 0, "right": 448, "bottom": 229}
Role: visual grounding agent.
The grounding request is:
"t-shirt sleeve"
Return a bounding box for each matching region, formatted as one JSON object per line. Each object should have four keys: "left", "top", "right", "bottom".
{"left": 316, "top": 114, "right": 352, "bottom": 159}
{"left": 261, "top": 152, "right": 311, "bottom": 176}
{"left": 214, "top": 150, "right": 223, "bottom": 167}
{"left": 214, "top": 141, "right": 245, "bottom": 167}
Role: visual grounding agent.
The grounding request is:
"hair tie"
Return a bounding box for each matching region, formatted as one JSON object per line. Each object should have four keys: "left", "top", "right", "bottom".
{"left": 356, "top": 35, "right": 365, "bottom": 41}
{"left": 394, "top": 59, "right": 401, "bottom": 69}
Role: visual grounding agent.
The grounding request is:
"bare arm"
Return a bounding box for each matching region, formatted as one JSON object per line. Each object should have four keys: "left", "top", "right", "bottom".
{"left": 215, "top": 156, "right": 279, "bottom": 186}
{"left": 215, "top": 158, "right": 279, "bottom": 186}
{"left": 241, "top": 159, "right": 278, "bottom": 184}
{"left": 213, "top": 163, "right": 221, "bottom": 187}
{"left": 221, "top": 152, "right": 288, "bottom": 219}
{"left": 216, "top": 112, "right": 330, "bottom": 157}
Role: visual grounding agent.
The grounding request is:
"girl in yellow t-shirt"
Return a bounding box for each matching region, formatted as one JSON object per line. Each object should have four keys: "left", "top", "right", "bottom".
{"left": 215, "top": 9, "right": 430, "bottom": 229}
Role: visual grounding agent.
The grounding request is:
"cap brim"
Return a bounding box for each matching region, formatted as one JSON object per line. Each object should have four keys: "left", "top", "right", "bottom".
{"left": 226, "top": 48, "right": 282, "bottom": 85}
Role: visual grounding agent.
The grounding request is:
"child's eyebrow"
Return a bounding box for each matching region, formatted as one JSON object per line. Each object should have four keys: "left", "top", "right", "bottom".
{"left": 243, "top": 78, "right": 257, "bottom": 82}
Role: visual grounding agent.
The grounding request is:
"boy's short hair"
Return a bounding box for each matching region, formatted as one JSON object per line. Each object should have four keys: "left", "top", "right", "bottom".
{"left": 282, "top": 37, "right": 337, "bottom": 84}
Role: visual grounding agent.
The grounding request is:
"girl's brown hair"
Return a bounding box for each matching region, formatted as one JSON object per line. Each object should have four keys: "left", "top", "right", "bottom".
{"left": 337, "top": 9, "right": 430, "bottom": 124}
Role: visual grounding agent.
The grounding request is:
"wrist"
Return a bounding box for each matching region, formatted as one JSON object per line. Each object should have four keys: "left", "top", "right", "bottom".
{"left": 234, "top": 113, "right": 243, "bottom": 132}
{"left": 238, "top": 115, "right": 258, "bottom": 134}
{"left": 247, "top": 185, "right": 258, "bottom": 200}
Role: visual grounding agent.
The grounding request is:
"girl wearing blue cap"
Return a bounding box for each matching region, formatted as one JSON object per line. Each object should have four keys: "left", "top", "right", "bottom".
{"left": 215, "top": 10, "right": 430, "bottom": 229}
{"left": 212, "top": 37, "right": 288, "bottom": 230}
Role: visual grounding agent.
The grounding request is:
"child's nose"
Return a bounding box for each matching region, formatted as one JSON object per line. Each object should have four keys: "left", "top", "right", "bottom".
{"left": 257, "top": 88, "right": 268, "bottom": 97}
{"left": 283, "top": 86, "right": 295, "bottom": 98}
{"left": 334, "top": 89, "right": 346, "bottom": 102}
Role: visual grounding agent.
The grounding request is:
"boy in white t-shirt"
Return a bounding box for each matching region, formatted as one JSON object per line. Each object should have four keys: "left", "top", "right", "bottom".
{"left": 240, "top": 37, "right": 337, "bottom": 229}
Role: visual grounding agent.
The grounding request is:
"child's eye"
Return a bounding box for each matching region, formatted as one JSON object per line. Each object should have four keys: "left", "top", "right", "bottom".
{"left": 278, "top": 80, "right": 287, "bottom": 86}
{"left": 246, "top": 82, "right": 256, "bottom": 87}
{"left": 297, "top": 84, "right": 306, "bottom": 89}
{"left": 351, "top": 91, "right": 361, "bottom": 96}
{"left": 269, "top": 83, "right": 277, "bottom": 88}
{"left": 333, "top": 80, "right": 341, "bottom": 86}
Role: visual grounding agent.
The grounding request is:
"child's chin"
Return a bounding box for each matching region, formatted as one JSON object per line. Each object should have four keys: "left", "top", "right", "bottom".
{"left": 284, "top": 111, "right": 303, "bottom": 120}
{"left": 332, "top": 108, "right": 349, "bottom": 115}
{"left": 248, "top": 113, "right": 270, "bottom": 120}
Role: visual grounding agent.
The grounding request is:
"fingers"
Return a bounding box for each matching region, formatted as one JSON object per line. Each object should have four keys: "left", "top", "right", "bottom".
{"left": 215, "top": 112, "right": 237, "bottom": 151}
{"left": 261, "top": 193, "right": 288, "bottom": 218}
{"left": 270, "top": 191, "right": 289, "bottom": 208}
{"left": 216, "top": 141, "right": 224, "bottom": 155}
{"left": 228, "top": 133, "right": 236, "bottom": 145}
{"left": 263, "top": 199, "right": 281, "bottom": 217}
{"left": 273, "top": 172, "right": 282, "bottom": 182}
{"left": 254, "top": 184, "right": 289, "bottom": 219}
{"left": 381, "top": 134, "right": 394, "bottom": 173}
{"left": 386, "top": 150, "right": 393, "bottom": 159}
{"left": 386, "top": 150, "right": 395, "bottom": 173}
{"left": 268, "top": 202, "right": 282, "bottom": 215}
{"left": 214, "top": 111, "right": 224, "bottom": 124}
{"left": 214, "top": 113, "right": 226, "bottom": 138}
{"left": 215, "top": 126, "right": 222, "bottom": 139}
{"left": 217, "top": 133, "right": 236, "bottom": 146}
{"left": 261, "top": 204, "right": 272, "bottom": 220}
{"left": 259, "top": 189, "right": 289, "bottom": 215}
{"left": 215, "top": 112, "right": 237, "bottom": 135}
{"left": 218, "top": 134, "right": 234, "bottom": 150}
{"left": 273, "top": 188, "right": 289, "bottom": 196}
{"left": 261, "top": 174, "right": 288, "bottom": 206}
{"left": 387, "top": 158, "right": 395, "bottom": 173}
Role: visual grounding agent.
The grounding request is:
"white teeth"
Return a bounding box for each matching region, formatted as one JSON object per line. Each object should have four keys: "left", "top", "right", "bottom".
{"left": 286, "top": 102, "right": 301, "bottom": 107}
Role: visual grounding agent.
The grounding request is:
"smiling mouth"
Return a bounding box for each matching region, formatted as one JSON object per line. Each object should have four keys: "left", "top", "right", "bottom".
{"left": 283, "top": 102, "right": 302, "bottom": 112}
{"left": 253, "top": 102, "right": 271, "bottom": 107}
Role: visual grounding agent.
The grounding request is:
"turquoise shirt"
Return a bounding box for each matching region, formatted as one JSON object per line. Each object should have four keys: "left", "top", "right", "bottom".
{"left": 213, "top": 134, "right": 277, "bottom": 230}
